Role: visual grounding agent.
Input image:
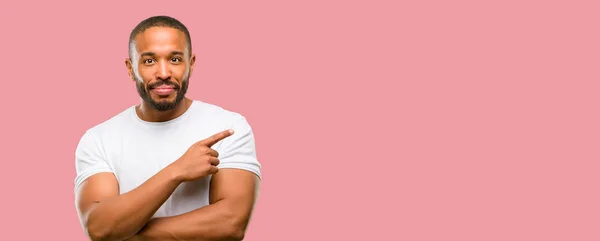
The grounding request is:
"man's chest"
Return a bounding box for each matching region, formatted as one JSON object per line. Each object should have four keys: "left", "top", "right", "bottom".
{"left": 101, "top": 129, "right": 216, "bottom": 215}
{"left": 105, "top": 132, "right": 195, "bottom": 193}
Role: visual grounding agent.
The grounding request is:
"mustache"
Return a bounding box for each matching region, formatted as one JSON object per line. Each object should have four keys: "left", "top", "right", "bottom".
{"left": 148, "top": 79, "right": 180, "bottom": 89}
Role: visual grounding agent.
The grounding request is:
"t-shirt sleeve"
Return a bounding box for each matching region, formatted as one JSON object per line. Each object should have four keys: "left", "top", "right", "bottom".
{"left": 216, "top": 115, "right": 262, "bottom": 180}
{"left": 74, "top": 131, "right": 114, "bottom": 193}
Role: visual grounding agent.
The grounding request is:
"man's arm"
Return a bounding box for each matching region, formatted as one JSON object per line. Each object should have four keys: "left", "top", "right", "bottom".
{"left": 76, "top": 169, "right": 182, "bottom": 241}
{"left": 75, "top": 130, "right": 233, "bottom": 241}
{"left": 132, "top": 168, "right": 261, "bottom": 241}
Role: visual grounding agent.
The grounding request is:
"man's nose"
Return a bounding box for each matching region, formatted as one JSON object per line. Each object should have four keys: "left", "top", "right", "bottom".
{"left": 157, "top": 61, "right": 171, "bottom": 80}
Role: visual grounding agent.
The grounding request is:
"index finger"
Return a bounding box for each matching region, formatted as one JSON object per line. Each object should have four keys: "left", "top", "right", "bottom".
{"left": 197, "top": 129, "right": 234, "bottom": 147}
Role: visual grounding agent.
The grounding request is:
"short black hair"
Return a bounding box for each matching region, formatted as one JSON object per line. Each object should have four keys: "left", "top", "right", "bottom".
{"left": 128, "top": 15, "right": 192, "bottom": 58}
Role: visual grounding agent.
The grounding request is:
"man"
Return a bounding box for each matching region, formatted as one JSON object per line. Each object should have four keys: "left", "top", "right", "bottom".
{"left": 74, "top": 15, "right": 261, "bottom": 241}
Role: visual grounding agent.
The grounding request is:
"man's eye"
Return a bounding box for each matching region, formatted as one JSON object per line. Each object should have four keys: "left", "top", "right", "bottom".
{"left": 171, "top": 58, "right": 182, "bottom": 63}
{"left": 144, "top": 59, "right": 154, "bottom": 64}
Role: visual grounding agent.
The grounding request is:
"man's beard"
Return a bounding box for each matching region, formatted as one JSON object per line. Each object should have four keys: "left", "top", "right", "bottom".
{"left": 136, "top": 76, "right": 189, "bottom": 112}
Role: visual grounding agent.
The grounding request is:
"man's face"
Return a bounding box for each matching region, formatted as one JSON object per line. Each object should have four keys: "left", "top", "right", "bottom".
{"left": 127, "top": 27, "right": 195, "bottom": 111}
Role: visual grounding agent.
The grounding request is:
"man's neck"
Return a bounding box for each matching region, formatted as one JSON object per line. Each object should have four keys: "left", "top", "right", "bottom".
{"left": 136, "top": 97, "right": 193, "bottom": 122}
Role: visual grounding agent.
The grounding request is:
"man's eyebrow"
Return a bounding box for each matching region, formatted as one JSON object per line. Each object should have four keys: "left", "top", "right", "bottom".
{"left": 140, "top": 52, "right": 156, "bottom": 57}
{"left": 140, "top": 51, "right": 185, "bottom": 57}
{"left": 170, "top": 51, "right": 185, "bottom": 56}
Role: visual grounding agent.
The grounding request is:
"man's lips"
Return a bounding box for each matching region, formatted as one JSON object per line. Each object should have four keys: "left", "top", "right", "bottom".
{"left": 152, "top": 86, "right": 175, "bottom": 90}
{"left": 151, "top": 85, "right": 177, "bottom": 95}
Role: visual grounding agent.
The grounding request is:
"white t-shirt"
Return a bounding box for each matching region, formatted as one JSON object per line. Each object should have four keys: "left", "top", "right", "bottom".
{"left": 74, "top": 100, "right": 262, "bottom": 218}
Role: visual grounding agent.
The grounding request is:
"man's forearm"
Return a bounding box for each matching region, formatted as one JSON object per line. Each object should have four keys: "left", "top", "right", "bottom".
{"left": 132, "top": 200, "right": 247, "bottom": 241}
{"left": 86, "top": 166, "right": 182, "bottom": 241}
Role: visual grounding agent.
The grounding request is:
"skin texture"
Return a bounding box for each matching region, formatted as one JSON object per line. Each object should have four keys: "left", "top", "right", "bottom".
{"left": 126, "top": 26, "right": 195, "bottom": 122}
{"left": 75, "top": 26, "right": 261, "bottom": 241}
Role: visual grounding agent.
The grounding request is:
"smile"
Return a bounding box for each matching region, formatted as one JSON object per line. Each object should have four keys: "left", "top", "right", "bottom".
{"left": 151, "top": 86, "right": 176, "bottom": 95}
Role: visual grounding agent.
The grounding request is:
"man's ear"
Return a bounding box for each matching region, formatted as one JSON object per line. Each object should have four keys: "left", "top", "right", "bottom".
{"left": 125, "top": 58, "right": 135, "bottom": 81}
{"left": 189, "top": 53, "right": 196, "bottom": 75}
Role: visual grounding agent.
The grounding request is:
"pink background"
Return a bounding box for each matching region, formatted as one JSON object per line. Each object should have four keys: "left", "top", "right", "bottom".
{"left": 1, "top": 0, "right": 599, "bottom": 240}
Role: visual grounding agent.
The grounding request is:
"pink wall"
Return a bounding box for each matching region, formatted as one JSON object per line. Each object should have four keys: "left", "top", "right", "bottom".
{"left": 0, "top": 0, "right": 598, "bottom": 240}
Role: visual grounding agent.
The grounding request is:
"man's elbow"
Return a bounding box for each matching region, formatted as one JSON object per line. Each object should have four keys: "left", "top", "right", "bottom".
{"left": 222, "top": 229, "right": 245, "bottom": 241}
{"left": 222, "top": 226, "right": 246, "bottom": 241}
{"left": 86, "top": 227, "right": 111, "bottom": 241}
{"left": 85, "top": 221, "right": 127, "bottom": 241}
{"left": 84, "top": 220, "right": 108, "bottom": 241}
{"left": 86, "top": 227, "right": 120, "bottom": 241}
{"left": 221, "top": 214, "right": 249, "bottom": 241}
{"left": 87, "top": 230, "right": 132, "bottom": 241}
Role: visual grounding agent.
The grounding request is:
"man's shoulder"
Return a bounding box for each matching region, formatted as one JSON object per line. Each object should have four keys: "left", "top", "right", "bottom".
{"left": 83, "top": 105, "right": 135, "bottom": 137}
{"left": 191, "top": 100, "right": 250, "bottom": 125}
{"left": 75, "top": 105, "right": 135, "bottom": 153}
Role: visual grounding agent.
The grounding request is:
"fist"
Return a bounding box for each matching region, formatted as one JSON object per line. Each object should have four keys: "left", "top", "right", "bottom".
{"left": 171, "top": 129, "right": 234, "bottom": 182}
